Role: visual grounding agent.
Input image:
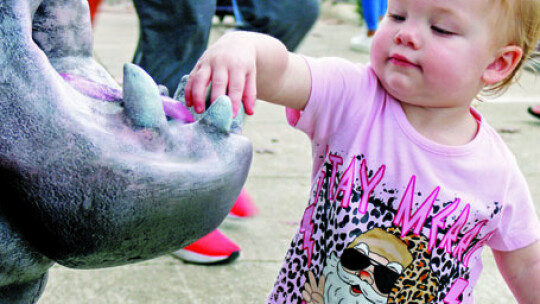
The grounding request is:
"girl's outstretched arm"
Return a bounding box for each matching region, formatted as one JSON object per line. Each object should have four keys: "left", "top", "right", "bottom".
{"left": 184, "top": 31, "right": 311, "bottom": 116}
{"left": 493, "top": 240, "right": 540, "bottom": 303}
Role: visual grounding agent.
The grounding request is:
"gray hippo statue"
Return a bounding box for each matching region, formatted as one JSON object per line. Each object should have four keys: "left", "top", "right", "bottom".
{"left": 0, "top": 0, "right": 252, "bottom": 303}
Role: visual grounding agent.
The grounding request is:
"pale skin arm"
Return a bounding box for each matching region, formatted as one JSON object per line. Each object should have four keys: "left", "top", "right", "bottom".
{"left": 184, "top": 31, "right": 311, "bottom": 116}
{"left": 492, "top": 240, "right": 540, "bottom": 304}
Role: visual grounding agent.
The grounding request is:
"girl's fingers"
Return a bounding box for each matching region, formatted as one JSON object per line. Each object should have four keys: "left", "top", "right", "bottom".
{"left": 185, "top": 62, "right": 201, "bottom": 107}
{"left": 186, "top": 65, "right": 212, "bottom": 113}
{"left": 187, "top": 52, "right": 257, "bottom": 116}
{"left": 242, "top": 71, "right": 257, "bottom": 115}
{"left": 209, "top": 67, "right": 229, "bottom": 105}
{"left": 184, "top": 76, "right": 193, "bottom": 108}
{"left": 227, "top": 70, "right": 246, "bottom": 117}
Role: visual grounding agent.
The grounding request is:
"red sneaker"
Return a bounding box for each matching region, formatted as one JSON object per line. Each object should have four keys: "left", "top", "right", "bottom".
{"left": 172, "top": 230, "right": 240, "bottom": 265}
{"left": 228, "top": 188, "right": 258, "bottom": 218}
{"left": 87, "top": 0, "right": 103, "bottom": 25}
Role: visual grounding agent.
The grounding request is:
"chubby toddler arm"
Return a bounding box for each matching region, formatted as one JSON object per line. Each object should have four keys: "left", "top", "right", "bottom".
{"left": 184, "top": 31, "right": 311, "bottom": 115}
{"left": 492, "top": 240, "right": 540, "bottom": 303}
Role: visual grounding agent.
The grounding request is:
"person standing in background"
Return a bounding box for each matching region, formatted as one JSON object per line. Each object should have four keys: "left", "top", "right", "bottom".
{"left": 349, "top": 0, "right": 387, "bottom": 53}
{"left": 232, "top": 0, "right": 319, "bottom": 52}
{"left": 132, "top": 0, "right": 319, "bottom": 96}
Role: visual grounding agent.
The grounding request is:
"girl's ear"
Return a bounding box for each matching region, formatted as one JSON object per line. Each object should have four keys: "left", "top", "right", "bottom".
{"left": 481, "top": 45, "right": 523, "bottom": 85}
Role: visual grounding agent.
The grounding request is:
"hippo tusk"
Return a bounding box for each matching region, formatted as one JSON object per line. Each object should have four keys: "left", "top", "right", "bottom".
{"left": 122, "top": 63, "right": 168, "bottom": 130}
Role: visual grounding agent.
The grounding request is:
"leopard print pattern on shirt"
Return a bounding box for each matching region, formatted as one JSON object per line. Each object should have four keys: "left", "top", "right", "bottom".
{"left": 387, "top": 227, "right": 439, "bottom": 303}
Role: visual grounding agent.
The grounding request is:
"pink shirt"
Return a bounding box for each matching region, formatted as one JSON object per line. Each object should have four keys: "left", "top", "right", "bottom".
{"left": 268, "top": 57, "right": 540, "bottom": 304}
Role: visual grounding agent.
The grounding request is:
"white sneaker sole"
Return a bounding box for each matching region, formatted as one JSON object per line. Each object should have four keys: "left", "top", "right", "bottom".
{"left": 171, "top": 249, "right": 240, "bottom": 265}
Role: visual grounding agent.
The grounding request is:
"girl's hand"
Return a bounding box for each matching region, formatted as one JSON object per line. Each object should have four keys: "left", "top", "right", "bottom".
{"left": 184, "top": 32, "right": 257, "bottom": 116}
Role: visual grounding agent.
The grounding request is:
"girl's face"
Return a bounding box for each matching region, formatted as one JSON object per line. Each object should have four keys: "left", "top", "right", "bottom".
{"left": 371, "top": 0, "right": 498, "bottom": 109}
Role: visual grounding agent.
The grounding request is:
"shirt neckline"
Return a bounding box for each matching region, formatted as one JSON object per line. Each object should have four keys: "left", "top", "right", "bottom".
{"left": 388, "top": 95, "right": 485, "bottom": 157}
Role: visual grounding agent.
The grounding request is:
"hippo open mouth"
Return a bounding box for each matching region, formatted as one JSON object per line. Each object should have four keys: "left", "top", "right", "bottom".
{"left": 0, "top": 0, "right": 252, "bottom": 302}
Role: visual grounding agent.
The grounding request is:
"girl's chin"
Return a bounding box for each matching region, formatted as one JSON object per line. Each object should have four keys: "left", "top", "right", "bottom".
{"left": 380, "top": 77, "right": 416, "bottom": 100}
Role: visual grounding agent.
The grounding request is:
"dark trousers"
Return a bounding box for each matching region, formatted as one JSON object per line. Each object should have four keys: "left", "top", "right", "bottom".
{"left": 132, "top": 0, "right": 215, "bottom": 95}
{"left": 234, "top": 0, "right": 319, "bottom": 51}
{"left": 132, "top": 0, "right": 319, "bottom": 95}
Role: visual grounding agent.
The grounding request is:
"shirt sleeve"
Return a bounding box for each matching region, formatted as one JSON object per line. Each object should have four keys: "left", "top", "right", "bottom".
{"left": 487, "top": 161, "right": 540, "bottom": 251}
{"left": 285, "top": 56, "right": 376, "bottom": 142}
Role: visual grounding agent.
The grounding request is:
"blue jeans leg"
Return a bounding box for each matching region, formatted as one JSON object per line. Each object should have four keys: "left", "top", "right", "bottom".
{"left": 234, "top": 0, "right": 320, "bottom": 51}
{"left": 132, "top": 0, "right": 216, "bottom": 96}
{"left": 361, "top": 0, "right": 387, "bottom": 31}
{"left": 361, "top": 0, "right": 378, "bottom": 31}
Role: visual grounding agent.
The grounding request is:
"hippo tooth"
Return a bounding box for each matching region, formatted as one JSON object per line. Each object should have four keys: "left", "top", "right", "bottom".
{"left": 230, "top": 103, "right": 245, "bottom": 134}
{"left": 200, "top": 95, "right": 233, "bottom": 134}
{"left": 172, "top": 75, "right": 190, "bottom": 102}
{"left": 172, "top": 75, "right": 199, "bottom": 120}
{"left": 157, "top": 84, "right": 169, "bottom": 96}
{"left": 122, "top": 63, "right": 168, "bottom": 129}
{"left": 172, "top": 75, "right": 245, "bottom": 133}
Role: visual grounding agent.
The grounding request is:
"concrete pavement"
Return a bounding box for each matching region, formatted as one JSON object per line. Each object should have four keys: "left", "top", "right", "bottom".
{"left": 38, "top": 1, "right": 540, "bottom": 303}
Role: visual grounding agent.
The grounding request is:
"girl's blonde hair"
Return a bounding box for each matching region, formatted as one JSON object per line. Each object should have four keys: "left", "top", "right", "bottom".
{"left": 482, "top": 0, "right": 540, "bottom": 96}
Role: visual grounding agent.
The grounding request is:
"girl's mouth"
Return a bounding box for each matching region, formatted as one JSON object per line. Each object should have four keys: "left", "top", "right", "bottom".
{"left": 389, "top": 54, "right": 420, "bottom": 69}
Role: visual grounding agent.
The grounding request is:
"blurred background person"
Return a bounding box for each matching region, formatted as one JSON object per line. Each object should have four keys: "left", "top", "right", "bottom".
{"left": 349, "top": 0, "right": 387, "bottom": 53}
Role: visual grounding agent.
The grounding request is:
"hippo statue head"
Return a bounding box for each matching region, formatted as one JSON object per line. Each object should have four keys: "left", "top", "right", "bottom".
{"left": 0, "top": 0, "right": 252, "bottom": 302}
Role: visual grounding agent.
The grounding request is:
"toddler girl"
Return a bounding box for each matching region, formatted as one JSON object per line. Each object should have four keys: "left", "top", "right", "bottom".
{"left": 185, "top": 0, "right": 540, "bottom": 302}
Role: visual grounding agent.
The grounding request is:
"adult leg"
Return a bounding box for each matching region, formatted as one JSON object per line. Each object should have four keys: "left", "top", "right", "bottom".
{"left": 234, "top": 0, "right": 320, "bottom": 51}
{"left": 378, "top": 0, "right": 388, "bottom": 23}
{"left": 351, "top": 0, "right": 387, "bottom": 52}
{"left": 361, "top": 0, "right": 380, "bottom": 35}
{"left": 132, "top": 0, "right": 216, "bottom": 95}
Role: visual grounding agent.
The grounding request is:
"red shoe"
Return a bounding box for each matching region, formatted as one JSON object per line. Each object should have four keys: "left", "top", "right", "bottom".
{"left": 87, "top": 0, "right": 103, "bottom": 25}
{"left": 172, "top": 230, "right": 240, "bottom": 265}
{"left": 228, "top": 188, "right": 258, "bottom": 218}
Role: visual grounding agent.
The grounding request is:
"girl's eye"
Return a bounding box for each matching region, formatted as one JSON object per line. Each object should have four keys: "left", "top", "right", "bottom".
{"left": 431, "top": 26, "right": 455, "bottom": 35}
{"left": 388, "top": 14, "right": 406, "bottom": 22}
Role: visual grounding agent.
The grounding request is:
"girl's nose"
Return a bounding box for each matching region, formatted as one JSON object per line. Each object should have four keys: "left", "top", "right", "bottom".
{"left": 394, "top": 28, "right": 421, "bottom": 49}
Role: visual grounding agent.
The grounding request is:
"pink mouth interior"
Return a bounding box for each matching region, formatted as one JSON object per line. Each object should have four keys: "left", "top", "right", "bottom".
{"left": 60, "top": 73, "right": 195, "bottom": 123}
